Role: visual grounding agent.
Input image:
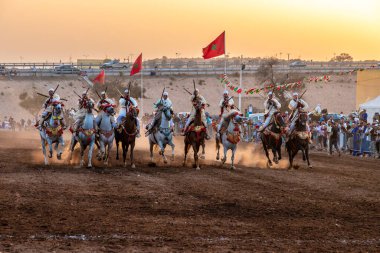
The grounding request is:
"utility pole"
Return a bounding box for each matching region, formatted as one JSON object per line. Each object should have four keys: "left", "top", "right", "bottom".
{"left": 239, "top": 55, "right": 243, "bottom": 110}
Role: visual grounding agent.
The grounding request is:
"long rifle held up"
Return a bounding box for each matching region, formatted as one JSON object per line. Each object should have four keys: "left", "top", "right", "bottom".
{"left": 183, "top": 88, "right": 192, "bottom": 95}
{"left": 53, "top": 84, "right": 60, "bottom": 94}
{"left": 193, "top": 79, "right": 196, "bottom": 91}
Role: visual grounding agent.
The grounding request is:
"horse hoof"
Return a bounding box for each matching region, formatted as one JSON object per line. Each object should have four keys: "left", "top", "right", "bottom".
{"left": 57, "top": 154, "right": 62, "bottom": 160}
{"left": 274, "top": 160, "right": 279, "bottom": 164}
{"left": 308, "top": 165, "right": 313, "bottom": 169}
{"left": 163, "top": 159, "right": 168, "bottom": 164}
{"left": 230, "top": 166, "right": 236, "bottom": 170}
{"left": 131, "top": 164, "right": 136, "bottom": 169}
{"left": 182, "top": 162, "right": 186, "bottom": 167}
{"left": 200, "top": 155, "right": 205, "bottom": 160}
{"left": 87, "top": 165, "right": 92, "bottom": 169}
{"left": 221, "top": 158, "right": 226, "bottom": 164}
{"left": 196, "top": 167, "right": 200, "bottom": 170}
{"left": 116, "top": 157, "right": 119, "bottom": 160}
{"left": 48, "top": 154, "right": 52, "bottom": 159}
{"left": 170, "top": 155, "right": 174, "bottom": 161}
{"left": 216, "top": 155, "right": 219, "bottom": 160}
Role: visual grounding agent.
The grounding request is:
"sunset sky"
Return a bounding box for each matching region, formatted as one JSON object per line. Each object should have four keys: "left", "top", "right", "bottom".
{"left": 0, "top": 0, "right": 379, "bottom": 62}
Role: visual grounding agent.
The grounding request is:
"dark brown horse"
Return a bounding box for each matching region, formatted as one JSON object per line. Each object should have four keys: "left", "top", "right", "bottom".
{"left": 286, "top": 112, "right": 312, "bottom": 169}
{"left": 260, "top": 112, "right": 286, "bottom": 167}
{"left": 183, "top": 101, "right": 207, "bottom": 170}
{"left": 115, "top": 106, "right": 138, "bottom": 168}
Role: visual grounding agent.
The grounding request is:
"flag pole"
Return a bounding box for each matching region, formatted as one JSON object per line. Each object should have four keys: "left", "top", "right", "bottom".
{"left": 140, "top": 65, "right": 144, "bottom": 121}
{"left": 224, "top": 31, "right": 227, "bottom": 90}
{"left": 239, "top": 55, "right": 243, "bottom": 110}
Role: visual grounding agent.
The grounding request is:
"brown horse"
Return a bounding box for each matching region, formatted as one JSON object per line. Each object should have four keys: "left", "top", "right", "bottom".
{"left": 286, "top": 112, "right": 312, "bottom": 170}
{"left": 183, "top": 101, "right": 207, "bottom": 170}
{"left": 115, "top": 106, "right": 138, "bottom": 168}
{"left": 260, "top": 112, "right": 286, "bottom": 168}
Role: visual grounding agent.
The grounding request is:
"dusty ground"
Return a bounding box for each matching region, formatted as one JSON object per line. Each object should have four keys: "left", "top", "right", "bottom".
{"left": 0, "top": 131, "right": 379, "bottom": 252}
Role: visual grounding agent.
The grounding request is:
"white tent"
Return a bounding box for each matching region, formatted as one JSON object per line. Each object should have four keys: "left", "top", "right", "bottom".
{"left": 359, "top": 95, "right": 380, "bottom": 123}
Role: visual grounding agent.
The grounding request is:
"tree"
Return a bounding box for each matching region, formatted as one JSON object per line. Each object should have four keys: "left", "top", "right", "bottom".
{"left": 330, "top": 53, "right": 353, "bottom": 62}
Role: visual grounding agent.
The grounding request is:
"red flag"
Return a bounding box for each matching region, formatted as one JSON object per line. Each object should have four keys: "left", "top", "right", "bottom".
{"left": 130, "top": 53, "right": 142, "bottom": 76}
{"left": 93, "top": 69, "right": 105, "bottom": 84}
{"left": 202, "top": 31, "right": 225, "bottom": 59}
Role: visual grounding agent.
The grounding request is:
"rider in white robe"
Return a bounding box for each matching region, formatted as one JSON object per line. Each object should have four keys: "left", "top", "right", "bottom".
{"left": 258, "top": 91, "right": 281, "bottom": 132}
{"left": 117, "top": 89, "right": 140, "bottom": 137}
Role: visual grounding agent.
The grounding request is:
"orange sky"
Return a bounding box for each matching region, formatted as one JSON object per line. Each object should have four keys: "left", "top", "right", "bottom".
{"left": 0, "top": 0, "right": 379, "bottom": 62}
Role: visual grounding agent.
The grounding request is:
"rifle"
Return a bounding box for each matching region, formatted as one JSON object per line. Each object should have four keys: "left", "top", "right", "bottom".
{"left": 104, "top": 85, "right": 108, "bottom": 94}
{"left": 95, "top": 89, "right": 102, "bottom": 99}
{"left": 73, "top": 90, "right": 82, "bottom": 98}
{"left": 36, "top": 92, "right": 68, "bottom": 101}
{"left": 115, "top": 88, "right": 123, "bottom": 97}
{"left": 183, "top": 88, "right": 192, "bottom": 95}
{"left": 53, "top": 84, "right": 60, "bottom": 95}
{"left": 299, "top": 89, "right": 307, "bottom": 99}
{"left": 158, "top": 87, "right": 166, "bottom": 106}
{"left": 193, "top": 79, "right": 196, "bottom": 91}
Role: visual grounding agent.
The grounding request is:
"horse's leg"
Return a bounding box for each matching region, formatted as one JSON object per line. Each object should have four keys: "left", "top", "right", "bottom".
{"left": 272, "top": 148, "right": 278, "bottom": 164}
{"left": 305, "top": 146, "right": 312, "bottom": 168}
{"left": 221, "top": 144, "right": 227, "bottom": 165}
{"left": 263, "top": 142, "right": 272, "bottom": 167}
{"left": 87, "top": 138, "right": 95, "bottom": 168}
{"left": 47, "top": 139, "right": 53, "bottom": 158}
{"left": 200, "top": 143, "right": 205, "bottom": 160}
{"left": 115, "top": 137, "right": 120, "bottom": 160}
{"left": 130, "top": 142, "right": 136, "bottom": 169}
{"left": 230, "top": 145, "right": 237, "bottom": 170}
{"left": 80, "top": 142, "right": 85, "bottom": 167}
{"left": 216, "top": 137, "right": 220, "bottom": 160}
{"left": 158, "top": 140, "right": 167, "bottom": 164}
{"left": 183, "top": 141, "right": 190, "bottom": 167}
{"left": 105, "top": 138, "right": 113, "bottom": 166}
{"left": 98, "top": 138, "right": 105, "bottom": 161}
{"left": 278, "top": 142, "right": 282, "bottom": 161}
{"left": 41, "top": 136, "right": 48, "bottom": 165}
{"left": 123, "top": 144, "right": 127, "bottom": 168}
{"left": 57, "top": 137, "right": 64, "bottom": 160}
{"left": 69, "top": 135, "right": 77, "bottom": 161}
{"left": 169, "top": 139, "right": 175, "bottom": 161}
{"left": 287, "top": 143, "right": 293, "bottom": 170}
{"left": 193, "top": 143, "right": 200, "bottom": 170}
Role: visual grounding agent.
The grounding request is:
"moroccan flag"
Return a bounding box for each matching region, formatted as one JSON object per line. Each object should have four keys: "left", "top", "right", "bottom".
{"left": 202, "top": 31, "right": 225, "bottom": 59}
{"left": 93, "top": 69, "right": 105, "bottom": 84}
{"left": 130, "top": 53, "right": 142, "bottom": 76}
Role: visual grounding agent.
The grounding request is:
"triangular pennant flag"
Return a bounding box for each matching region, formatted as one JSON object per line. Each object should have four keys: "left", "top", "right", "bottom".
{"left": 93, "top": 69, "right": 105, "bottom": 84}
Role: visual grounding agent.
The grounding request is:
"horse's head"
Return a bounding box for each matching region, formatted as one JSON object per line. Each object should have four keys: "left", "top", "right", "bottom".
{"left": 128, "top": 106, "right": 138, "bottom": 118}
{"left": 274, "top": 112, "right": 286, "bottom": 128}
{"left": 298, "top": 112, "right": 308, "bottom": 126}
{"left": 232, "top": 112, "right": 244, "bottom": 124}
{"left": 52, "top": 102, "right": 62, "bottom": 115}
{"left": 105, "top": 106, "right": 115, "bottom": 116}
{"left": 86, "top": 100, "right": 94, "bottom": 113}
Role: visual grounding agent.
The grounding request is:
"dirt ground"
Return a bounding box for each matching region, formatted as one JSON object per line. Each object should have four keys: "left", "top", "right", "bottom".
{"left": 0, "top": 131, "right": 379, "bottom": 252}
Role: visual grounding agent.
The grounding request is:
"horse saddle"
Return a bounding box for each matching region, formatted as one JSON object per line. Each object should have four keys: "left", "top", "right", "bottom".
{"left": 227, "top": 132, "right": 241, "bottom": 144}
{"left": 187, "top": 123, "right": 206, "bottom": 133}
{"left": 263, "top": 128, "right": 281, "bottom": 140}
{"left": 293, "top": 131, "right": 309, "bottom": 140}
{"left": 45, "top": 125, "right": 63, "bottom": 137}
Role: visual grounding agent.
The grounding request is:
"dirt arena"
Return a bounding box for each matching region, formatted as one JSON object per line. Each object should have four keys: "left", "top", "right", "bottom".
{"left": 0, "top": 131, "right": 379, "bottom": 252}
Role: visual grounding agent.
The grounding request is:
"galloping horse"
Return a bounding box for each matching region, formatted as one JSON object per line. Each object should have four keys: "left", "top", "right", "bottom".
{"left": 286, "top": 112, "right": 312, "bottom": 169}
{"left": 260, "top": 112, "right": 286, "bottom": 167}
{"left": 183, "top": 100, "right": 207, "bottom": 170}
{"left": 115, "top": 106, "right": 138, "bottom": 168}
{"left": 148, "top": 106, "right": 175, "bottom": 164}
{"left": 69, "top": 101, "right": 96, "bottom": 168}
{"left": 216, "top": 111, "right": 243, "bottom": 170}
{"left": 39, "top": 102, "right": 65, "bottom": 165}
{"left": 96, "top": 106, "right": 116, "bottom": 166}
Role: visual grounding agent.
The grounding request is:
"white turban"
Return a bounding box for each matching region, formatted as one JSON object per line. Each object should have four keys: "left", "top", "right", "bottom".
{"left": 101, "top": 91, "right": 106, "bottom": 95}
{"left": 82, "top": 91, "right": 87, "bottom": 95}
{"left": 48, "top": 88, "right": 54, "bottom": 92}
{"left": 124, "top": 89, "right": 129, "bottom": 94}
{"left": 268, "top": 91, "right": 273, "bottom": 96}
{"left": 163, "top": 91, "right": 168, "bottom": 96}
{"left": 223, "top": 90, "right": 229, "bottom": 95}
{"left": 293, "top": 92, "right": 299, "bottom": 96}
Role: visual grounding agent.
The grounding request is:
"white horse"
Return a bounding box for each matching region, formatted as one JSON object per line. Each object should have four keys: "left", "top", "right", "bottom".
{"left": 216, "top": 111, "right": 243, "bottom": 170}
{"left": 39, "top": 102, "right": 66, "bottom": 165}
{"left": 148, "top": 107, "right": 175, "bottom": 164}
{"left": 95, "top": 106, "right": 116, "bottom": 166}
{"left": 69, "top": 103, "right": 96, "bottom": 168}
